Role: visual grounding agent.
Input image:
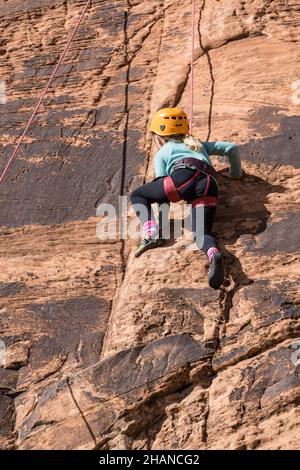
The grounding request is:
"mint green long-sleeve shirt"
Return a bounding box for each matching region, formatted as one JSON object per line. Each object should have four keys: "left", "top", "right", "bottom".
{"left": 154, "top": 140, "right": 242, "bottom": 178}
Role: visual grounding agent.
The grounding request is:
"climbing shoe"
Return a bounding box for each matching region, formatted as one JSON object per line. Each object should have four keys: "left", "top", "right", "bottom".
{"left": 208, "top": 252, "right": 224, "bottom": 289}
{"left": 135, "top": 236, "right": 162, "bottom": 258}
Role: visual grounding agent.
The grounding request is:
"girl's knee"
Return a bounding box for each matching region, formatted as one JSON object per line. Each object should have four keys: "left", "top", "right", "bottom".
{"left": 130, "top": 187, "right": 141, "bottom": 203}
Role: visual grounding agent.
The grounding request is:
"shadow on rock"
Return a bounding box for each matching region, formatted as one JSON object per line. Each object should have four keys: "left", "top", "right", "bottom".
{"left": 216, "top": 171, "right": 286, "bottom": 296}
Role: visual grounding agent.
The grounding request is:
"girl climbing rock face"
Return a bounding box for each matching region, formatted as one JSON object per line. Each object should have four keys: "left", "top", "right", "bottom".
{"left": 130, "top": 108, "right": 242, "bottom": 290}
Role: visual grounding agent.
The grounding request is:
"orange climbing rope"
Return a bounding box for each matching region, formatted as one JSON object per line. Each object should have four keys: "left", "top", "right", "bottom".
{"left": 189, "top": 0, "right": 196, "bottom": 134}
{"left": 0, "top": 0, "right": 92, "bottom": 184}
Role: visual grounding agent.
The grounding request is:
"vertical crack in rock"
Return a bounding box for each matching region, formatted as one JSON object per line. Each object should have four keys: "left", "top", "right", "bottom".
{"left": 198, "top": 0, "right": 215, "bottom": 141}
{"left": 101, "top": 1, "right": 133, "bottom": 358}
{"left": 165, "top": 1, "right": 205, "bottom": 114}
{"left": 142, "top": 2, "right": 166, "bottom": 182}
{"left": 101, "top": 0, "right": 169, "bottom": 359}
{"left": 196, "top": 1, "right": 245, "bottom": 338}
{"left": 202, "top": 400, "right": 209, "bottom": 444}
{"left": 66, "top": 377, "right": 97, "bottom": 447}
{"left": 119, "top": 4, "right": 131, "bottom": 280}
{"left": 119, "top": 1, "right": 168, "bottom": 275}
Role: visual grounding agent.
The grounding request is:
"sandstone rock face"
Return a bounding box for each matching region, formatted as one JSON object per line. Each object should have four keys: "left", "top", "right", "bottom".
{"left": 0, "top": 0, "right": 299, "bottom": 450}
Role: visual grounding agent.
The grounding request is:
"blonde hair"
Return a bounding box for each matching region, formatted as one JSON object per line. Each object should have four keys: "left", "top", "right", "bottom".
{"left": 161, "top": 134, "right": 202, "bottom": 153}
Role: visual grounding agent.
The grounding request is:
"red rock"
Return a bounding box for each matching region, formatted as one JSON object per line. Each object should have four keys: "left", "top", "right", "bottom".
{"left": 0, "top": 0, "right": 299, "bottom": 450}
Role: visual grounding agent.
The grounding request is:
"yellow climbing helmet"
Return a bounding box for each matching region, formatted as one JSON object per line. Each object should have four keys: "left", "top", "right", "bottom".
{"left": 150, "top": 107, "right": 189, "bottom": 136}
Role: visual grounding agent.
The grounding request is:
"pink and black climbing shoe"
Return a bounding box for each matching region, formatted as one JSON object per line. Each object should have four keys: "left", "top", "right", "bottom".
{"left": 207, "top": 248, "right": 224, "bottom": 290}
{"left": 135, "top": 221, "right": 163, "bottom": 258}
{"left": 135, "top": 236, "right": 162, "bottom": 258}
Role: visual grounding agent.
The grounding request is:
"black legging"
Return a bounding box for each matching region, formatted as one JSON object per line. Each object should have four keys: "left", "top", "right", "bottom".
{"left": 130, "top": 168, "right": 219, "bottom": 253}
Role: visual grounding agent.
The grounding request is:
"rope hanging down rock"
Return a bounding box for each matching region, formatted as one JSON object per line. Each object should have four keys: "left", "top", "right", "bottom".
{"left": 189, "top": 0, "right": 196, "bottom": 134}
{"left": 0, "top": 0, "right": 92, "bottom": 184}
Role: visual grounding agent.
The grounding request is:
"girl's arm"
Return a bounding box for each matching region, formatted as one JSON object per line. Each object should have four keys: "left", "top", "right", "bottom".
{"left": 203, "top": 141, "right": 242, "bottom": 178}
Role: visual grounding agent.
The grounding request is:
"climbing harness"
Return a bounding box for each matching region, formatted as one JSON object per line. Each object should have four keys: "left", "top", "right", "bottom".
{"left": 163, "top": 158, "right": 218, "bottom": 205}
{"left": 171, "top": 158, "right": 218, "bottom": 181}
{"left": 0, "top": 0, "right": 92, "bottom": 184}
{"left": 191, "top": 196, "right": 217, "bottom": 208}
{"left": 163, "top": 176, "right": 182, "bottom": 203}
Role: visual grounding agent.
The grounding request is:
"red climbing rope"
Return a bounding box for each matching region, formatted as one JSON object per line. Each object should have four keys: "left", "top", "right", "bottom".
{"left": 0, "top": 0, "right": 92, "bottom": 184}
{"left": 189, "top": 0, "right": 196, "bottom": 134}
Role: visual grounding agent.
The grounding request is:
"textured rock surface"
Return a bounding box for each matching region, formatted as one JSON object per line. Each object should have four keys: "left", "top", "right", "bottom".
{"left": 0, "top": 0, "right": 300, "bottom": 450}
